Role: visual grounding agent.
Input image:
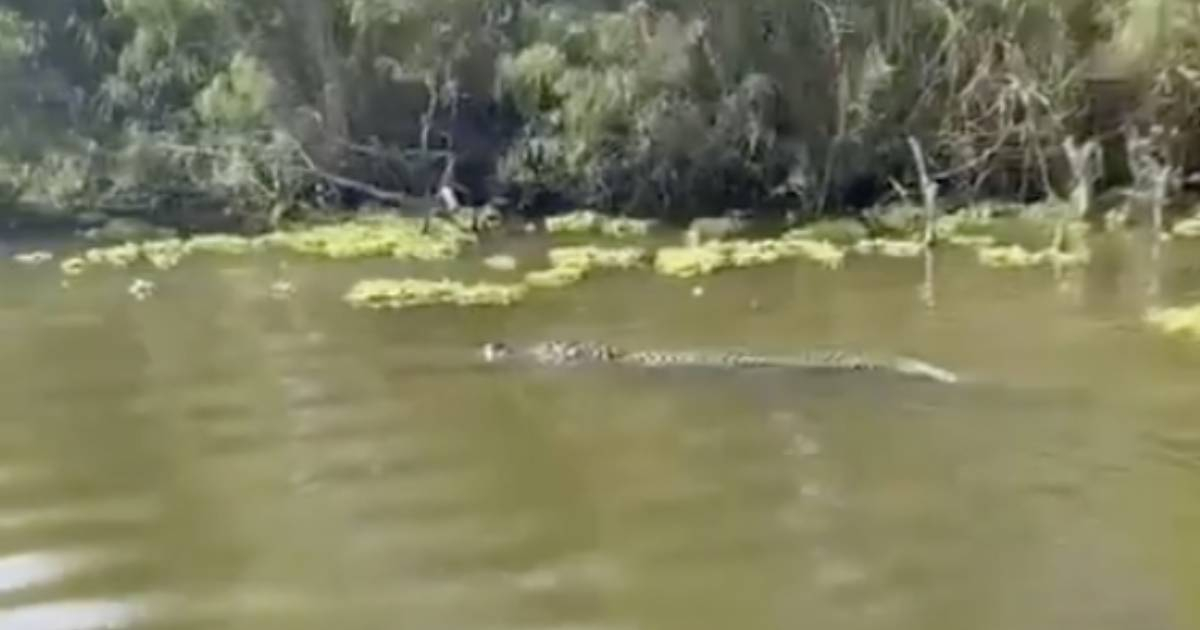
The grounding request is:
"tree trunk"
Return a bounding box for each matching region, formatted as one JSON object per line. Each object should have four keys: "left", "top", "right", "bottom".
{"left": 237, "top": 0, "right": 352, "bottom": 174}
{"left": 292, "top": 0, "right": 350, "bottom": 171}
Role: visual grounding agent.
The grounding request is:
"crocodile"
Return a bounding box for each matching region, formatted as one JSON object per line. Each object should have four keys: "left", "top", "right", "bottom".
{"left": 481, "top": 340, "right": 960, "bottom": 384}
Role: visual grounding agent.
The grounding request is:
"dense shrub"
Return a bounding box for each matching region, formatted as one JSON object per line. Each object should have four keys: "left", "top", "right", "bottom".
{"left": 1, "top": 0, "right": 1199, "bottom": 226}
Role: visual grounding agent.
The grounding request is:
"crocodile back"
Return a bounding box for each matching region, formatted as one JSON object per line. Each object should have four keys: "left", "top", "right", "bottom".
{"left": 483, "top": 340, "right": 959, "bottom": 383}
{"left": 527, "top": 341, "right": 623, "bottom": 364}
{"left": 619, "top": 350, "right": 724, "bottom": 367}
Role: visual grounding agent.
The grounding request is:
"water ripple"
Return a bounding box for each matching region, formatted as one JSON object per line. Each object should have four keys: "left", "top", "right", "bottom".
{"left": 0, "top": 499, "right": 157, "bottom": 533}
{"left": 0, "top": 551, "right": 98, "bottom": 596}
{"left": 1143, "top": 428, "right": 1200, "bottom": 473}
{"left": 0, "top": 599, "right": 150, "bottom": 630}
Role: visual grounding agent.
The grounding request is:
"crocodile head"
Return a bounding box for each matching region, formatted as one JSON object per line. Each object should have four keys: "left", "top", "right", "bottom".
{"left": 481, "top": 342, "right": 512, "bottom": 362}
{"left": 527, "top": 340, "right": 604, "bottom": 363}
{"left": 481, "top": 340, "right": 590, "bottom": 363}
{"left": 481, "top": 340, "right": 621, "bottom": 364}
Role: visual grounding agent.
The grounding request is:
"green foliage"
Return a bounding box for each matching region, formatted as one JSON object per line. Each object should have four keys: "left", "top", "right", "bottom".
{"left": 14, "top": 148, "right": 106, "bottom": 214}
{"left": 0, "top": 9, "right": 38, "bottom": 64}
{"left": 194, "top": 53, "right": 273, "bottom": 129}
{"left": 102, "top": 0, "right": 231, "bottom": 118}
{"left": 501, "top": 44, "right": 569, "bottom": 115}
{"left": 3, "top": 0, "right": 1200, "bottom": 229}
{"left": 497, "top": 4, "right": 793, "bottom": 213}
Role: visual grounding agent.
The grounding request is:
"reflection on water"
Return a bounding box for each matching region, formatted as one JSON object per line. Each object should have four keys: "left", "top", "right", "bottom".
{"left": 0, "top": 238, "right": 1199, "bottom": 629}
{"left": 0, "top": 599, "right": 149, "bottom": 630}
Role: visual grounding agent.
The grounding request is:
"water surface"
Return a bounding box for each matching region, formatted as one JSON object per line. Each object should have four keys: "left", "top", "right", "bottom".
{"left": 1, "top": 234, "right": 1199, "bottom": 629}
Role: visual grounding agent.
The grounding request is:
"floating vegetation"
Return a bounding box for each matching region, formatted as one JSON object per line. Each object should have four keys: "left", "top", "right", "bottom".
{"left": 141, "top": 239, "right": 186, "bottom": 270}
{"left": 83, "top": 243, "right": 142, "bottom": 268}
{"left": 1172, "top": 216, "right": 1200, "bottom": 238}
{"left": 654, "top": 236, "right": 845, "bottom": 278}
{"left": 852, "top": 238, "right": 926, "bottom": 258}
{"left": 654, "top": 245, "right": 730, "bottom": 278}
{"left": 547, "top": 246, "right": 648, "bottom": 271}
{"left": 976, "top": 245, "right": 1089, "bottom": 269}
{"left": 53, "top": 241, "right": 170, "bottom": 274}
{"left": 944, "top": 234, "right": 997, "bottom": 248}
{"left": 12, "top": 251, "right": 53, "bottom": 265}
{"left": 483, "top": 254, "right": 519, "bottom": 271}
{"left": 268, "top": 216, "right": 472, "bottom": 261}
{"left": 1145, "top": 305, "right": 1200, "bottom": 341}
{"left": 57, "top": 239, "right": 184, "bottom": 274}
{"left": 545, "top": 210, "right": 603, "bottom": 234}
{"left": 128, "top": 278, "right": 155, "bottom": 301}
{"left": 786, "top": 219, "right": 870, "bottom": 246}
{"left": 977, "top": 245, "right": 1045, "bottom": 268}
{"left": 269, "top": 280, "right": 296, "bottom": 299}
{"left": 393, "top": 239, "right": 464, "bottom": 261}
{"left": 725, "top": 240, "right": 787, "bottom": 268}
{"left": 945, "top": 212, "right": 1085, "bottom": 252}
{"left": 60, "top": 257, "right": 87, "bottom": 276}
{"left": 55, "top": 216, "right": 475, "bottom": 277}
{"left": 520, "top": 246, "right": 646, "bottom": 289}
{"left": 775, "top": 237, "right": 847, "bottom": 269}
{"left": 544, "top": 210, "right": 656, "bottom": 239}
{"left": 344, "top": 278, "right": 527, "bottom": 310}
{"left": 524, "top": 265, "right": 588, "bottom": 288}
{"left": 600, "top": 217, "right": 655, "bottom": 238}
{"left": 182, "top": 234, "right": 259, "bottom": 255}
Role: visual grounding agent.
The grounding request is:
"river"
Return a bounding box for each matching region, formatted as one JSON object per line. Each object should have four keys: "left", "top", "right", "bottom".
{"left": 0, "top": 232, "right": 1198, "bottom": 629}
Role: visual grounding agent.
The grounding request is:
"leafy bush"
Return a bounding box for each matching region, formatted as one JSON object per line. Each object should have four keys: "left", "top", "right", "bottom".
{"left": 3, "top": 0, "right": 1200, "bottom": 227}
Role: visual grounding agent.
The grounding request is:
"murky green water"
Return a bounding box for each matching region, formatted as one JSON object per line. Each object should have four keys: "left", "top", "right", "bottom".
{"left": 1, "top": 233, "right": 1199, "bottom": 630}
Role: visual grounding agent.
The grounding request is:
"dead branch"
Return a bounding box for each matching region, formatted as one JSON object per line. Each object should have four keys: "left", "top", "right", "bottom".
{"left": 907, "top": 135, "right": 938, "bottom": 246}
{"left": 1057, "top": 135, "right": 1101, "bottom": 252}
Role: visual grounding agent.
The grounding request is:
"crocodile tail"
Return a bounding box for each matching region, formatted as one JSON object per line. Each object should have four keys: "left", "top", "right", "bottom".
{"left": 890, "top": 357, "right": 960, "bottom": 383}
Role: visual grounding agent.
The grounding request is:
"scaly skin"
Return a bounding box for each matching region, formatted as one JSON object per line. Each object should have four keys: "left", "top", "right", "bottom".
{"left": 481, "top": 340, "right": 959, "bottom": 383}
{"left": 482, "top": 341, "right": 622, "bottom": 364}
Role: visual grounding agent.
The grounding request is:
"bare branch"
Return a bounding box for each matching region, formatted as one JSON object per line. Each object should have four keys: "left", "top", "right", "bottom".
{"left": 907, "top": 136, "right": 939, "bottom": 247}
